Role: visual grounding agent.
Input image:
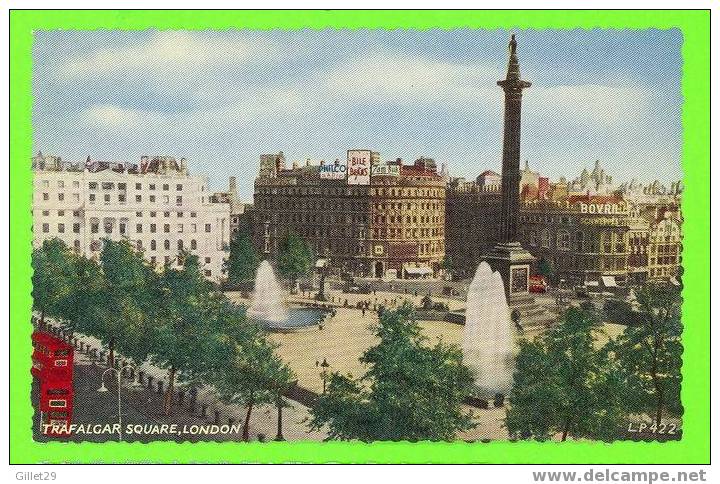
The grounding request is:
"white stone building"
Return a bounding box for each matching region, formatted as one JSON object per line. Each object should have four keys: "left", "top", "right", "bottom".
{"left": 32, "top": 155, "right": 230, "bottom": 281}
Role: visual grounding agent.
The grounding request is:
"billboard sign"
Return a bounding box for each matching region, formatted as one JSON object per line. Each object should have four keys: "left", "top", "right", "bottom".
{"left": 371, "top": 164, "right": 400, "bottom": 177}
{"left": 347, "top": 149, "right": 371, "bottom": 185}
{"left": 320, "top": 159, "right": 347, "bottom": 180}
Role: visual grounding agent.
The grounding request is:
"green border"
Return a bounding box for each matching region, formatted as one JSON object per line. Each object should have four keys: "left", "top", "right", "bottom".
{"left": 10, "top": 10, "right": 710, "bottom": 464}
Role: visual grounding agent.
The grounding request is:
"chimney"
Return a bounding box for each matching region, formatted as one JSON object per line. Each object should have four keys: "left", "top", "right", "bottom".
{"left": 229, "top": 176, "right": 237, "bottom": 194}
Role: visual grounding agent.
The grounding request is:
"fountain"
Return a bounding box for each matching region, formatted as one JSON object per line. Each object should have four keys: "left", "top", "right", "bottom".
{"left": 248, "top": 261, "right": 325, "bottom": 332}
{"left": 462, "top": 261, "right": 515, "bottom": 397}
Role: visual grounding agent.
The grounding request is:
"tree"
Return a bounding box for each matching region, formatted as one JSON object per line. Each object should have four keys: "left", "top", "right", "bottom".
{"left": 506, "top": 307, "right": 623, "bottom": 441}
{"left": 608, "top": 283, "right": 683, "bottom": 425}
{"left": 214, "top": 318, "right": 277, "bottom": 441}
{"left": 310, "top": 303, "right": 476, "bottom": 441}
{"left": 276, "top": 231, "right": 314, "bottom": 292}
{"left": 537, "top": 257, "right": 554, "bottom": 281}
{"left": 31, "top": 239, "right": 76, "bottom": 329}
{"left": 225, "top": 232, "right": 260, "bottom": 285}
{"left": 151, "top": 252, "right": 222, "bottom": 415}
{"left": 93, "top": 239, "right": 156, "bottom": 368}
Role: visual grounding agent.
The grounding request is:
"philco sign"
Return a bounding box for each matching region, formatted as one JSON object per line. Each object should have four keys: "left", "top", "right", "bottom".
{"left": 579, "top": 202, "right": 627, "bottom": 215}
{"left": 347, "top": 149, "right": 371, "bottom": 185}
{"left": 319, "top": 160, "right": 347, "bottom": 180}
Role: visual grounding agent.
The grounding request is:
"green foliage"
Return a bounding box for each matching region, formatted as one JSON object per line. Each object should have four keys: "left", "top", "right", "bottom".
{"left": 31, "top": 239, "right": 76, "bottom": 325}
{"left": 310, "top": 303, "right": 476, "bottom": 441}
{"left": 506, "top": 307, "right": 624, "bottom": 441}
{"left": 537, "top": 258, "right": 554, "bottom": 280}
{"left": 94, "top": 239, "right": 158, "bottom": 363}
{"left": 607, "top": 283, "right": 683, "bottom": 424}
{"left": 276, "top": 231, "right": 314, "bottom": 287}
{"left": 225, "top": 232, "right": 260, "bottom": 284}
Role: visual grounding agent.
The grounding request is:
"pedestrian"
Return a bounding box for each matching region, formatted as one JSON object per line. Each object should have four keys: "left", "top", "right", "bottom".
{"left": 362, "top": 308, "right": 366, "bottom": 317}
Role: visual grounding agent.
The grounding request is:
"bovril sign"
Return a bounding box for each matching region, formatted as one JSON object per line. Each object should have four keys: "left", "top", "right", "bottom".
{"left": 579, "top": 202, "right": 628, "bottom": 215}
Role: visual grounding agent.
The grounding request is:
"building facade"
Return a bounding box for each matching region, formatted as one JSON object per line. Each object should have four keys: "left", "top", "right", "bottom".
{"left": 445, "top": 160, "right": 683, "bottom": 286}
{"left": 32, "top": 154, "right": 230, "bottom": 281}
{"left": 251, "top": 154, "right": 446, "bottom": 279}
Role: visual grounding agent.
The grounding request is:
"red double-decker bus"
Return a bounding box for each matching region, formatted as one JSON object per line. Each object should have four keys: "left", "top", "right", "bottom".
{"left": 32, "top": 331, "right": 74, "bottom": 436}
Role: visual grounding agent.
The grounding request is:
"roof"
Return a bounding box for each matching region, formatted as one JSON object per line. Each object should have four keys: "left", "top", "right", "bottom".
{"left": 479, "top": 170, "right": 500, "bottom": 177}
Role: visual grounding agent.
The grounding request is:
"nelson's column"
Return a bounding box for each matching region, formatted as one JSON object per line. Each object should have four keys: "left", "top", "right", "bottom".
{"left": 485, "top": 34, "right": 536, "bottom": 300}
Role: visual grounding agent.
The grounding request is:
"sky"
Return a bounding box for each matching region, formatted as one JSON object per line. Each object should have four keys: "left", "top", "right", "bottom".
{"left": 33, "top": 29, "right": 683, "bottom": 201}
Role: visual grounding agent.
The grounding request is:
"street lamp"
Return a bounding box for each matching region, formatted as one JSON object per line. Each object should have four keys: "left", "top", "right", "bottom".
{"left": 97, "top": 363, "right": 142, "bottom": 441}
{"left": 320, "top": 358, "right": 331, "bottom": 394}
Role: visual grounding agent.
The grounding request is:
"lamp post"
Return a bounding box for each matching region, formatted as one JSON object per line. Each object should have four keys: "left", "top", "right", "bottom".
{"left": 97, "top": 363, "right": 142, "bottom": 441}
{"left": 320, "top": 358, "right": 330, "bottom": 394}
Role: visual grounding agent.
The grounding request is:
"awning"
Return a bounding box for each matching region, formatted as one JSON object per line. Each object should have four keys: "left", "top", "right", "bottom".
{"left": 601, "top": 276, "right": 618, "bottom": 287}
{"left": 404, "top": 266, "right": 433, "bottom": 275}
{"left": 585, "top": 280, "right": 599, "bottom": 287}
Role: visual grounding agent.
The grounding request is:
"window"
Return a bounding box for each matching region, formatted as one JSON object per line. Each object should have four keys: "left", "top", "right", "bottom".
{"left": 41, "top": 210, "right": 49, "bottom": 216}
{"left": 557, "top": 230, "right": 570, "bottom": 251}
{"left": 89, "top": 194, "right": 96, "bottom": 202}
{"left": 136, "top": 224, "right": 143, "bottom": 233}
{"left": 73, "top": 211, "right": 80, "bottom": 217}
{"left": 104, "top": 194, "right": 110, "bottom": 203}
{"left": 136, "top": 195, "right": 142, "bottom": 202}
{"left": 164, "top": 211, "right": 170, "bottom": 217}
{"left": 73, "top": 223, "right": 80, "bottom": 233}
{"left": 177, "top": 240, "right": 184, "bottom": 250}
{"left": 74, "top": 240, "right": 80, "bottom": 250}
{"left": 176, "top": 184, "right": 182, "bottom": 191}
{"left": 58, "top": 210, "right": 65, "bottom": 216}
{"left": 150, "top": 211, "right": 156, "bottom": 217}
{"left": 176, "top": 196, "right": 182, "bottom": 206}
{"left": 163, "top": 184, "right": 169, "bottom": 191}
{"left": 104, "top": 221, "right": 112, "bottom": 234}
{"left": 73, "top": 181, "right": 79, "bottom": 188}
{"left": 149, "top": 195, "right": 156, "bottom": 203}
{"left": 177, "top": 212, "right": 183, "bottom": 218}
{"left": 191, "top": 239, "right": 197, "bottom": 250}
{"left": 205, "top": 224, "right": 211, "bottom": 232}
{"left": 541, "top": 229, "right": 550, "bottom": 248}
{"left": 91, "top": 222, "right": 99, "bottom": 234}
{"left": 43, "top": 193, "right": 49, "bottom": 201}
{"left": 150, "top": 223, "right": 157, "bottom": 233}
{"left": 151, "top": 256, "right": 156, "bottom": 264}
{"left": 57, "top": 180, "right": 65, "bottom": 188}
{"left": 136, "top": 211, "right": 142, "bottom": 217}
{"left": 89, "top": 182, "right": 98, "bottom": 190}
{"left": 137, "top": 240, "right": 143, "bottom": 250}
{"left": 164, "top": 224, "right": 170, "bottom": 233}
{"left": 205, "top": 257, "right": 211, "bottom": 264}
{"left": 149, "top": 184, "right": 156, "bottom": 190}
{"left": 136, "top": 183, "right": 142, "bottom": 190}
{"left": 164, "top": 240, "right": 170, "bottom": 250}
{"left": 163, "top": 195, "right": 169, "bottom": 204}
{"left": 204, "top": 270, "right": 212, "bottom": 277}
{"left": 178, "top": 224, "right": 184, "bottom": 233}
{"left": 102, "top": 182, "right": 114, "bottom": 190}
{"left": 190, "top": 212, "right": 197, "bottom": 218}
{"left": 150, "top": 240, "right": 156, "bottom": 250}
{"left": 42, "top": 223, "right": 49, "bottom": 233}
{"left": 73, "top": 193, "right": 80, "bottom": 202}
{"left": 119, "top": 194, "right": 126, "bottom": 203}
{"left": 42, "top": 180, "right": 49, "bottom": 188}
{"left": 58, "top": 193, "right": 65, "bottom": 201}
{"left": 191, "top": 224, "right": 197, "bottom": 233}
{"left": 118, "top": 183, "right": 126, "bottom": 190}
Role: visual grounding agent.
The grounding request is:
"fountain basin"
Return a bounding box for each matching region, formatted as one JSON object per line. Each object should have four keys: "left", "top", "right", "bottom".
{"left": 251, "top": 307, "right": 328, "bottom": 333}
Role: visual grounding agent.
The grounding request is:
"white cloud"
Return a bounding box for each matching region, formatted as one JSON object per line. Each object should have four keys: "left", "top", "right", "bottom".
{"left": 323, "top": 54, "right": 502, "bottom": 106}
{"left": 59, "top": 31, "right": 280, "bottom": 79}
